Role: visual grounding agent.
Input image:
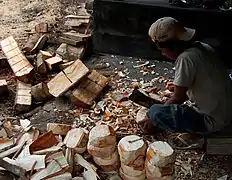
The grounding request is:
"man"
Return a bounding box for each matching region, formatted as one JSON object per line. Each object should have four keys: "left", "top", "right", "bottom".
{"left": 140, "top": 17, "right": 232, "bottom": 139}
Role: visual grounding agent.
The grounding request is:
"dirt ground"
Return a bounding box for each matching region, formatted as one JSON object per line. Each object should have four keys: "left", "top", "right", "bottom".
{"left": 1, "top": 0, "right": 232, "bottom": 180}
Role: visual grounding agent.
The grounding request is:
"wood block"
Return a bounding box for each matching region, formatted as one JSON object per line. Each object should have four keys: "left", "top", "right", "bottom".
{"left": 87, "top": 143, "right": 116, "bottom": 158}
{"left": 88, "top": 125, "right": 116, "bottom": 148}
{"left": 47, "top": 123, "right": 72, "bottom": 136}
{"left": 36, "top": 51, "right": 52, "bottom": 74}
{"left": 35, "top": 22, "right": 48, "bottom": 34}
{"left": 47, "top": 60, "right": 89, "bottom": 97}
{"left": 15, "top": 81, "right": 32, "bottom": 113}
{"left": 121, "top": 163, "right": 145, "bottom": 177}
{"left": 145, "top": 160, "right": 174, "bottom": 179}
{"left": 63, "top": 59, "right": 89, "bottom": 83}
{"left": 45, "top": 172, "right": 72, "bottom": 180}
{"left": 146, "top": 141, "right": 176, "bottom": 168}
{"left": 31, "top": 82, "right": 52, "bottom": 101}
{"left": 119, "top": 168, "right": 146, "bottom": 180}
{"left": 118, "top": 135, "right": 147, "bottom": 167}
{"left": 46, "top": 151, "right": 69, "bottom": 169}
{"left": 47, "top": 71, "right": 72, "bottom": 97}
{"left": 93, "top": 150, "right": 120, "bottom": 172}
{"left": 0, "top": 80, "right": 8, "bottom": 95}
{"left": 59, "top": 61, "right": 74, "bottom": 70}
{"left": 56, "top": 43, "right": 68, "bottom": 59}
{"left": 45, "top": 56, "right": 63, "bottom": 71}
{"left": 62, "top": 32, "right": 91, "bottom": 42}
{"left": 88, "top": 70, "right": 109, "bottom": 87}
{"left": 64, "top": 128, "right": 88, "bottom": 153}
{"left": 0, "top": 36, "right": 34, "bottom": 83}
{"left": 64, "top": 18, "right": 89, "bottom": 27}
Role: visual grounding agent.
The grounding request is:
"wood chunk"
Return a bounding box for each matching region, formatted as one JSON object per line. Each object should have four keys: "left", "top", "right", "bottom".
{"left": 56, "top": 43, "right": 68, "bottom": 59}
{"left": 119, "top": 168, "right": 146, "bottom": 180}
{"left": 22, "top": 34, "right": 41, "bottom": 53}
{"left": 136, "top": 107, "right": 148, "bottom": 124}
{"left": 45, "top": 56, "right": 62, "bottom": 71}
{"left": 0, "top": 37, "right": 34, "bottom": 83}
{"left": 47, "top": 71, "right": 72, "bottom": 97}
{"left": 31, "top": 82, "right": 52, "bottom": 101}
{"left": 36, "top": 51, "right": 52, "bottom": 74}
{"left": 87, "top": 143, "right": 116, "bottom": 158}
{"left": 71, "top": 71, "right": 108, "bottom": 107}
{"left": 31, "top": 34, "right": 48, "bottom": 54}
{"left": 146, "top": 141, "right": 176, "bottom": 168}
{"left": 64, "top": 128, "right": 88, "bottom": 154}
{"left": 88, "top": 125, "right": 116, "bottom": 148}
{"left": 15, "top": 81, "right": 32, "bottom": 113}
{"left": 145, "top": 160, "right": 174, "bottom": 179}
{"left": 118, "top": 135, "right": 147, "bottom": 167}
{"left": 59, "top": 37, "right": 79, "bottom": 46}
{"left": 35, "top": 22, "right": 48, "bottom": 34}
{"left": 62, "top": 32, "right": 91, "bottom": 42}
{"left": 59, "top": 61, "right": 74, "bottom": 70}
{"left": 121, "top": 163, "right": 145, "bottom": 177}
{"left": 31, "top": 160, "right": 62, "bottom": 180}
{"left": 93, "top": 150, "right": 120, "bottom": 172}
{"left": 30, "top": 131, "right": 58, "bottom": 152}
{"left": 65, "top": 18, "right": 89, "bottom": 28}
{"left": 3, "top": 155, "right": 46, "bottom": 171}
{"left": 63, "top": 59, "right": 89, "bottom": 83}
{"left": 47, "top": 60, "right": 89, "bottom": 97}
{"left": 46, "top": 151, "right": 69, "bottom": 169}
{"left": 0, "top": 80, "right": 8, "bottom": 95}
{"left": 47, "top": 123, "right": 72, "bottom": 136}
{"left": 68, "top": 45, "right": 85, "bottom": 61}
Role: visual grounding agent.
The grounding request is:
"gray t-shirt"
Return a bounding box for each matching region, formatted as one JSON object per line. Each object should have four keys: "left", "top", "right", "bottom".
{"left": 173, "top": 42, "right": 232, "bottom": 132}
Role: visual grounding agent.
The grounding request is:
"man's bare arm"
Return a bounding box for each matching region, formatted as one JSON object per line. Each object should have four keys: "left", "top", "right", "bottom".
{"left": 165, "top": 85, "right": 188, "bottom": 105}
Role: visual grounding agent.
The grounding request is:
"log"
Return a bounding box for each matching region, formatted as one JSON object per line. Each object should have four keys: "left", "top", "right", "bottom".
{"left": 93, "top": 150, "right": 120, "bottom": 172}
{"left": 121, "top": 163, "right": 145, "bottom": 177}
{"left": 45, "top": 56, "right": 62, "bottom": 71}
{"left": 63, "top": 128, "right": 88, "bottom": 154}
{"left": 118, "top": 135, "right": 147, "bottom": 167}
{"left": 47, "top": 60, "right": 89, "bottom": 97}
{"left": 88, "top": 125, "right": 116, "bottom": 148}
{"left": 87, "top": 143, "right": 116, "bottom": 158}
{"left": 36, "top": 51, "right": 52, "bottom": 74}
{"left": 31, "top": 82, "right": 52, "bottom": 101}
{"left": 146, "top": 141, "right": 176, "bottom": 168}
{"left": 119, "top": 168, "right": 146, "bottom": 180}
{"left": 145, "top": 159, "right": 174, "bottom": 179}
{"left": 47, "top": 123, "right": 72, "bottom": 136}
{"left": 0, "top": 36, "right": 34, "bottom": 83}
{"left": 0, "top": 80, "right": 8, "bottom": 95}
{"left": 15, "top": 81, "right": 32, "bottom": 113}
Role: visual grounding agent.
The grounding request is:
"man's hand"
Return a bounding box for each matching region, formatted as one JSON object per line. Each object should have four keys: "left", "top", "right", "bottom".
{"left": 165, "top": 85, "right": 188, "bottom": 105}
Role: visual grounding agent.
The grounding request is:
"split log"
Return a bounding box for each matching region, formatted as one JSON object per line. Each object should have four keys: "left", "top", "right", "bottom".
{"left": 64, "top": 128, "right": 88, "bottom": 154}
{"left": 15, "top": 81, "right": 32, "bottom": 113}
{"left": 47, "top": 60, "right": 89, "bottom": 97}
{"left": 87, "top": 143, "right": 116, "bottom": 158}
{"left": 36, "top": 50, "right": 52, "bottom": 74}
{"left": 47, "top": 123, "right": 72, "bottom": 136}
{"left": 88, "top": 125, "right": 116, "bottom": 148}
{"left": 45, "top": 56, "right": 63, "bottom": 71}
{"left": 119, "top": 168, "right": 146, "bottom": 180}
{"left": 0, "top": 36, "right": 34, "bottom": 83}
{"left": 0, "top": 80, "right": 8, "bottom": 95}
{"left": 146, "top": 141, "right": 176, "bottom": 167}
{"left": 121, "top": 163, "right": 145, "bottom": 177}
{"left": 118, "top": 135, "right": 147, "bottom": 167}
{"left": 93, "top": 150, "right": 120, "bottom": 172}
{"left": 31, "top": 82, "right": 52, "bottom": 101}
{"left": 145, "top": 160, "right": 174, "bottom": 179}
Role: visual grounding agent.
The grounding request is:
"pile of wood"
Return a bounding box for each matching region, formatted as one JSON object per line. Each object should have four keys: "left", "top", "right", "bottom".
{"left": 87, "top": 125, "right": 120, "bottom": 172}
{"left": 145, "top": 141, "right": 176, "bottom": 180}
{"left": 118, "top": 135, "right": 147, "bottom": 180}
{"left": 0, "top": 4, "right": 109, "bottom": 114}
